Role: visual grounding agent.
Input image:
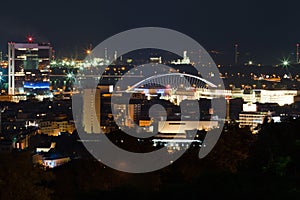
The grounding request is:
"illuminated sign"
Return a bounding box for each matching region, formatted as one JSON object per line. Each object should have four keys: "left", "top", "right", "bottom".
{"left": 24, "top": 82, "right": 50, "bottom": 89}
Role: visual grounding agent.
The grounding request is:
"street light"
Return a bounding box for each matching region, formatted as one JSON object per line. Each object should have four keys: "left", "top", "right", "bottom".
{"left": 281, "top": 58, "right": 290, "bottom": 67}
{"left": 67, "top": 73, "right": 73, "bottom": 79}
{"left": 283, "top": 60, "right": 289, "bottom": 66}
{"left": 66, "top": 72, "right": 76, "bottom": 93}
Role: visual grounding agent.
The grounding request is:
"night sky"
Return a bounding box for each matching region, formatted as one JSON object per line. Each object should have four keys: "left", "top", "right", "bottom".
{"left": 1, "top": 0, "right": 300, "bottom": 64}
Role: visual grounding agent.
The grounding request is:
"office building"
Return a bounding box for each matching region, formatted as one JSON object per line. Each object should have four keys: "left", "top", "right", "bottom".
{"left": 8, "top": 41, "right": 52, "bottom": 95}
{"left": 83, "top": 88, "right": 101, "bottom": 133}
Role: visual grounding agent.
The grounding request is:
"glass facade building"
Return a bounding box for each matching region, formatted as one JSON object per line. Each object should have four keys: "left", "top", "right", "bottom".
{"left": 8, "top": 42, "right": 52, "bottom": 95}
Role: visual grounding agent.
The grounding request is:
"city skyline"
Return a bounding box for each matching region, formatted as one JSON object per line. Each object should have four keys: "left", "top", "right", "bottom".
{"left": 0, "top": 1, "right": 299, "bottom": 199}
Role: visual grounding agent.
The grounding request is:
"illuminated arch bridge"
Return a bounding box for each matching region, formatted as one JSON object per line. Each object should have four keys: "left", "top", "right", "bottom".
{"left": 126, "top": 73, "right": 217, "bottom": 92}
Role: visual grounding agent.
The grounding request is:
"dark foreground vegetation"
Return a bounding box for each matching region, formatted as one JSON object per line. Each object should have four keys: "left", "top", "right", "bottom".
{"left": 0, "top": 119, "right": 299, "bottom": 200}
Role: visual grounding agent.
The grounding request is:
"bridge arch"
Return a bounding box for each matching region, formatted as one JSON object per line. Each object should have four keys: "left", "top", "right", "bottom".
{"left": 126, "top": 73, "right": 217, "bottom": 91}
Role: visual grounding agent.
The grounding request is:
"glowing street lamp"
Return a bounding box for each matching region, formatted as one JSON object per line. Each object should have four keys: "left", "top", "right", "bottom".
{"left": 281, "top": 58, "right": 290, "bottom": 67}
{"left": 67, "top": 73, "right": 73, "bottom": 79}
{"left": 66, "top": 72, "right": 75, "bottom": 81}
{"left": 66, "top": 72, "right": 76, "bottom": 92}
{"left": 283, "top": 60, "right": 289, "bottom": 66}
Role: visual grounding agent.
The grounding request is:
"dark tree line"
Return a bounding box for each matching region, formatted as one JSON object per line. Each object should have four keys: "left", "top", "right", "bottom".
{"left": 0, "top": 119, "right": 299, "bottom": 199}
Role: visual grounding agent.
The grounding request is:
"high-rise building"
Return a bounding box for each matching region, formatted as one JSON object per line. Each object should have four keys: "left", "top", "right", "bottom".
{"left": 83, "top": 88, "right": 101, "bottom": 133}
{"left": 8, "top": 41, "right": 52, "bottom": 95}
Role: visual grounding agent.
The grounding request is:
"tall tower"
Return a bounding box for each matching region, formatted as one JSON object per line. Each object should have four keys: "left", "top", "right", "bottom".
{"left": 83, "top": 88, "right": 101, "bottom": 134}
{"left": 114, "top": 50, "right": 118, "bottom": 64}
{"left": 183, "top": 50, "right": 187, "bottom": 60}
{"left": 225, "top": 96, "right": 230, "bottom": 121}
{"left": 234, "top": 44, "right": 239, "bottom": 64}
{"left": 296, "top": 43, "right": 299, "bottom": 64}
{"left": 114, "top": 50, "right": 117, "bottom": 61}
{"left": 105, "top": 48, "right": 108, "bottom": 60}
{"left": 8, "top": 42, "right": 15, "bottom": 95}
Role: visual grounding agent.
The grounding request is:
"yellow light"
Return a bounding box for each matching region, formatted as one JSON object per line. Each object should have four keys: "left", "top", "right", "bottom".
{"left": 86, "top": 50, "right": 91, "bottom": 54}
{"left": 102, "top": 94, "right": 111, "bottom": 97}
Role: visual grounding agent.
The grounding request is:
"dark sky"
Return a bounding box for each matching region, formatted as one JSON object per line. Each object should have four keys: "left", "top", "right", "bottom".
{"left": 0, "top": 0, "right": 300, "bottom": 65}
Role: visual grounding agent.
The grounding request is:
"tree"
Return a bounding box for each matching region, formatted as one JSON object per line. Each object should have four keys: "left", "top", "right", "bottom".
{"left": 203, "top": 123, "right": 255, "bottom": 173}
{"left": 0, "top": 151, "right": 54, "bottom": 200}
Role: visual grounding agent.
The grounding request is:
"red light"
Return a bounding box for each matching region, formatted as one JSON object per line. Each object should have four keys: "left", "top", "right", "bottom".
{"left": 28, "top": 37, "right": 33, "bottom": 42}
